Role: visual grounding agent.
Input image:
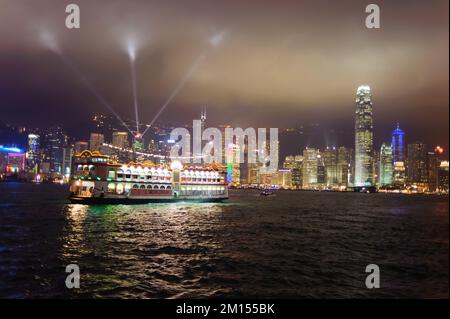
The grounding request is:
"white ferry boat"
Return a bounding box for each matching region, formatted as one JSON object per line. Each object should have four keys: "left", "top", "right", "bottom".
{"left": 69, "top": 150, "right": 229, "bottom": 204}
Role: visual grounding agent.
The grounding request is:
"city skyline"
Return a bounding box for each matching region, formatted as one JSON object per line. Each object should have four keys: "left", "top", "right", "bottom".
{"left": 1, "top": 84, "right": 448, "bottom": 194}
{"left": 1, "top": 101, "right": 448, "bottom": 160}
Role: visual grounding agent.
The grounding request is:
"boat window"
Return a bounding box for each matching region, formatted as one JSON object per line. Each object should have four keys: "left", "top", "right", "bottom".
{"left": 140, "top": 185, "right": 146, "bottom": 189}
{"left": 146, "top": 185, "right": 152, "bottom": 189}
{"left": 108, "top": 169, "right": 115, "bottom": 179}
{"left": 107, "top": 183, "right": 115, "bottom": 192}
{"left": 116, "top": 184, "right": 124, "bottom": 194}
{"left": 125, "top": 174, "right": 131, "bottom": 179}
{"left": 153, "top": 185, "right": 159, "bottom": 189}
{"left": 132, "top": 184, "right": 139, "bottom": 189}
{"left": 89, "top": 165, "right": 95, "bottom": 171}
{"left": 160, "top": 185, "right": 165, "bottom": 190}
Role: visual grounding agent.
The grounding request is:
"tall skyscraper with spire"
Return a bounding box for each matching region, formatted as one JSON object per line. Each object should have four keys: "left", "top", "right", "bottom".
{"left": 392, "top": 123, "right": 405, "bottom": 163}
{"left": 354, "top": 85, "right": 374, "bottom": 187}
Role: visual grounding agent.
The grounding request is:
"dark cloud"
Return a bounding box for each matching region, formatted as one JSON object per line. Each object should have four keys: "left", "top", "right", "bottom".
{"left": 0, "top": 0, "right": 448, "bottom": 149}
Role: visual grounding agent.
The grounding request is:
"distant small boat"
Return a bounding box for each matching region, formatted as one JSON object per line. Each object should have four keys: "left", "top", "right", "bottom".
{"left": 260, "top": 190, "right": 274, "bottom": 196}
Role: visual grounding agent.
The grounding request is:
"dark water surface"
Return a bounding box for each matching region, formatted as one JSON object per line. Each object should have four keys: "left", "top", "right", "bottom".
{"left": 0, "top": 182, "right": 448, "bottom": 298}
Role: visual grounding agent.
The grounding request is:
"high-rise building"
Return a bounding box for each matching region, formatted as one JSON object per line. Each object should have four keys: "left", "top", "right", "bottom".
{"left": 336, "top": 147, "right": 352, "bottom": 186}
{"left": 112, "top": 132, "right": 129, "bottom": 149}
{"left": 132, "top": 134, "right": 144, "bottom": 153}
{"left": 277, "top": 169, "right": 293, "bottom": 188}
{"left": 323, "top": 147, "right": 337, "bottom": 187}
{"left": 392, "top": 123, "right": 405, "bottom": 163}
{"left": 291, "top": 167, "right": 303, "bottom": 189}
{"left": 283, "top": 156, "right": 295, "bottom": 169}
{"left": 393, "top": 161, "right": 406, "bottom": 185}
{"left": 379, "top": 143, "right": 393, "bottom": 186}
{"left": 283, "top": 155, "right": 303, "bottom": 188}
{"left": 407, "top": 142, "right": 428, "bottom": 185}
{"left": 438, "top": 161, "right": 449, "bottom": 193}
{"left": 27, "top": 133, "right": 40, "bottom": 172}
{"left": 240, "top": 162, "right": 257, "bottom": 185}
{"left": 225, "top": 142, "right": 241, "bottom": 185}
{"left": 317, "top": 154, "right": 326, "bottom": 186}
{"left": 302, "top": 148, "right": 319, "bottom": 189}
{"left": 426, "top": 151, "right": 438, "bottom": 192}
{"left": 147, "top": 139, "right": 158, "bottom": 154}
{"left": 372, "top": 149, "right": 380, "bottom": 186}
{"left": 426, "top": 147, "right": 444, "bottom": 192}
{"left": 354, "top": 85, "right": 374, "bottom": 186}
{"left": 41, "top": 126, "right": 67, "bottom": 174}
{"left": 89, "top": 133, "right": 105, "bottom": 152}
{"left": 62, "top": 147, "right": 73, "bottom": 178}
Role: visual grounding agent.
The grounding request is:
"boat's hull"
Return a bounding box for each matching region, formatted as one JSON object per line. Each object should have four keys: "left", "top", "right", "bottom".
{"left": 69, "top": 196, "right": 229, "bottom": 205}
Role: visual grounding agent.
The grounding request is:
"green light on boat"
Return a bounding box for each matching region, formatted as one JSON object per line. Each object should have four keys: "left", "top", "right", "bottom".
{"left": 106, "top": 178, "right": 112, "bottom": 181}
{"left": 97, "top": 177, "right": 101, "bottom": 181}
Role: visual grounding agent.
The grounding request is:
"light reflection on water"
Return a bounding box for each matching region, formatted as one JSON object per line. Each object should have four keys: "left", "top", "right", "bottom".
{"left": 0, "top": 183, "right": 448, "bottom": 298}
{"left": 60, "top": 201, "right": 239, "bottom": 298}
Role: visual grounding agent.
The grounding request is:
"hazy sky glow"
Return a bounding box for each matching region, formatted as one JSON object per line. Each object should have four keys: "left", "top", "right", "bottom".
{"left": 0, "top": 0, "right": 448, "bottom": 148}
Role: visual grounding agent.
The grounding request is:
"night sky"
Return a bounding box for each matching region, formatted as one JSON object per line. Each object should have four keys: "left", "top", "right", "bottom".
{"left": 0, "top": 0, "right": 448, "bottom": 151}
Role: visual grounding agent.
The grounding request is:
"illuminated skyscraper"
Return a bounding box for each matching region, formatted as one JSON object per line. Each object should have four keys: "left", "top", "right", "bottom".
{"left": 282, "top": 155, "right": 303, "bottom": 188}
{"left": 302, "top": 148, "right": 319, "bottom": 189}
{"left": 62, "top": 147, "right": 73, "bottom": 179}
{"left": 438, "top": 161, "right": 449, "bottom": 193}
{"left": 336, "top": 146, "right": 352, "bottom": 186}
{"left": 392, "top": 123, "right": 405, "bottom": 163}
{"left": 89, "top": 133, "right": 104, "bottom": 152}
{"left": 407, "top": 142, "right": 428, "bottom": 185}
{"left": 112, "top": 132, "right": 129, "bottom": 149}
{"left": 317, "top": 154, "right": 326, "bottom": 187}
{"left": 427, "top": 146, "right": 444, "bottom": 192}
{"left": 41, "top": 126, "right": 67, "bottom": 174}
{"left": 132, "top": 134, "right": 144, "bottom": 153}
{"left": 379, "top": 143, "right": 393, "bottom": 186}
{"left": 323, "top": 147, "right": 337, "bottom": 187}
{"left": 393, "top": 161, "right": 406, "bottom": 185}
{"left": 373, "top": 149, "right": 380, "bottom": 185}
{"left": 225, "top": 142, "right": 240, "bottom": 185}
{"left": 354, "top": 85, "right": 373, "bottom": 186}
{"left": 27, "top": 133, "right": 40, "bottom": 171}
